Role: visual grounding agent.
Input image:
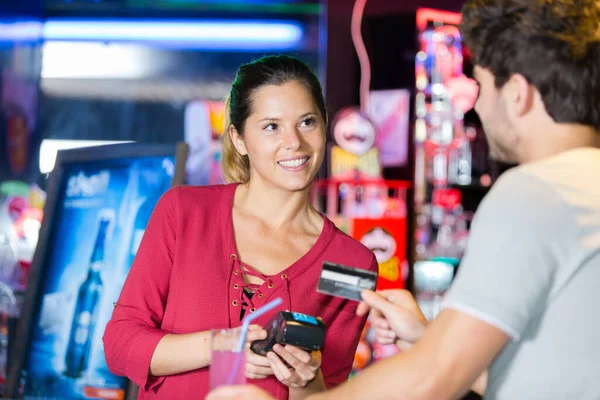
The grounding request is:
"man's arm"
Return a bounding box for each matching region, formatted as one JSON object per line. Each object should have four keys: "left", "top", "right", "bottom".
{"left": 308, "top": 309, "right": 508, "bottom": 400}
{"left": 358, "top": 290, "right": 489, "bottom": 396}
{"left": 206, "top": 305, "right": 495, "bottom": 400}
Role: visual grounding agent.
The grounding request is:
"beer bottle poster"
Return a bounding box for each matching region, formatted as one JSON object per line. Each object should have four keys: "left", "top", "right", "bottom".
{"left": 22, "top": 153, "right": 175, "bottom": 399}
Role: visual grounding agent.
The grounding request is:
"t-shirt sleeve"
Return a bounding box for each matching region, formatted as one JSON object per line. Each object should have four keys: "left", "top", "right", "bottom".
{"left": 442, "top": 170, "right": 567, "bottom": 340}
{"left": 102, "top": 187, "right": 179, "bottom": 390}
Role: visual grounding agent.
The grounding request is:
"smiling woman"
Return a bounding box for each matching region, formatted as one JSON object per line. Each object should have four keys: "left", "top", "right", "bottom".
{"left": 103, "top": 55, "right": 378, "bottom": 400}
{"left": 226, "top": 80, "right": 325, "bottom": 192}
{"left": 222, "top": 55, "right": 327, "bottom": 187}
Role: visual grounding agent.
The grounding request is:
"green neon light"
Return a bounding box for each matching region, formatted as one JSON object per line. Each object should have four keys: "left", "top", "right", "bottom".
{"left": 126, "top": 1, "right": 323, "bottom": 15}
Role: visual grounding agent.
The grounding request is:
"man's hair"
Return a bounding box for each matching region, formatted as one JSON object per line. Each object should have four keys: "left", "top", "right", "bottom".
{"left": 461, "top": 0, "right": 600, "bottom": 129}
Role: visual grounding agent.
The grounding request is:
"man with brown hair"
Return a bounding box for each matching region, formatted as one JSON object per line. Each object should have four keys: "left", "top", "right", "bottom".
{"left": 208, "top": 1, "right": 600, "bottom": 398}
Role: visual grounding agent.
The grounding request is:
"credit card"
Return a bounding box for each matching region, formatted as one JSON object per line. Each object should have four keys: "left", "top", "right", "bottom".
{"left": 317, "top": 261, "right": 378, "bottom": 301}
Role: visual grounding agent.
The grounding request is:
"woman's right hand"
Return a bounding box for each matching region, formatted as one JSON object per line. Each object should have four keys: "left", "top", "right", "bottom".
{"left": 244, "top": 325, "right": 274, "bottom": 379}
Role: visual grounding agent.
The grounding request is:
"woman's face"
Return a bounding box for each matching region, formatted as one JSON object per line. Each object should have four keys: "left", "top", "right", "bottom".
{"left": 231, "top": 80, "right": 326, "bottom": 192}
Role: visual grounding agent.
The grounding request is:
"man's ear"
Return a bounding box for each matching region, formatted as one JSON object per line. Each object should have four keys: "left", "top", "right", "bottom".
{"left": 505, "top": 73, "right": 533, "bottom": 118}
{"left": 229, "top": 125, "right": 248, "bottom": 156}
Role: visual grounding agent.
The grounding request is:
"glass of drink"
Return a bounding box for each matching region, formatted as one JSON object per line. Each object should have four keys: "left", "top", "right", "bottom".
{"left": 209, "top": 328, "right": 247, "bottom": 389}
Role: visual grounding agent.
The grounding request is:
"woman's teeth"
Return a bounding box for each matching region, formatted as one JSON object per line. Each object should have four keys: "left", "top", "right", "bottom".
{"left": 278, "top": 157, "right": 308, "bottom": 168}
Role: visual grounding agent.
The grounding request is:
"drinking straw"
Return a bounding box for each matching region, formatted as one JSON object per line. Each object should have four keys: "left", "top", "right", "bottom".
{"left": 226, "top": 297, "right": 282, "bottom": 385}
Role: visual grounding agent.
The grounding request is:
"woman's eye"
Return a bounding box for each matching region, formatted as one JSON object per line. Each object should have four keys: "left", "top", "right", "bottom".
{"left": 301, "top": 117, "right": 316, "bottom": 127}
{"left": 263, "top": 123, "right": 278, "bottom": 131}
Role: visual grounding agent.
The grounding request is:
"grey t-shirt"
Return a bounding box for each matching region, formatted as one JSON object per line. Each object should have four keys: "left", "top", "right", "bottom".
{"left": 443, "top": 148, "right": 600, "bottom": 400}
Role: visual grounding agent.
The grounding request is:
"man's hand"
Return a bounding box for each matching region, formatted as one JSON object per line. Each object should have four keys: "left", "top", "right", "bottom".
{"left": 206, "top": 385, "right": 275, "bottom": 400}
{"left": 357, "top": 289, "right": 428, "bottom": 351}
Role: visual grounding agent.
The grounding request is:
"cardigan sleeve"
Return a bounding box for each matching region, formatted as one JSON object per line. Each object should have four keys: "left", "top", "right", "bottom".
{"left": 321, "top": 254, "right": 379, "bottom": 388}
{"left": 102, "top": 187, "right": 179, "bottom": 391}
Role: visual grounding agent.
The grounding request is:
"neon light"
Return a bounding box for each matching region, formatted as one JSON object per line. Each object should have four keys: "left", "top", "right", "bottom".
{"left": 42, "top": 19, "right": 304, "bottom": 49}
{"left": 0, "top": 21, "right": 43, "bottom": 41}
{"left": 416, "top": 8, "right": 462, "bottom": 31}
{"left": 39, "top": 140, "right": 134, "bottom": 174}
{"left": 125, "top": 0, "right": 323, "bottom": 15}
{"left": 41, "top": 42, "right": 162, "bottom": 79}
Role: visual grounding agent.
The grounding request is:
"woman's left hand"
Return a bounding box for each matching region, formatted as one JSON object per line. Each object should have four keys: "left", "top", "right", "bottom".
{"left": 266, "top": 344, "right": 322, "bottom": 388}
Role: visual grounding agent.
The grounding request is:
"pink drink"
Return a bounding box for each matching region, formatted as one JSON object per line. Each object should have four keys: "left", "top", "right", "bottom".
{"left": 210, "top": 350, "right": 246, "bottom": 389}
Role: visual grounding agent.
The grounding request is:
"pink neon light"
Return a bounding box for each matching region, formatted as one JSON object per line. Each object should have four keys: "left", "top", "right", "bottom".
{"left": 416, "top": 8, "right": 462, "bottom": 31}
